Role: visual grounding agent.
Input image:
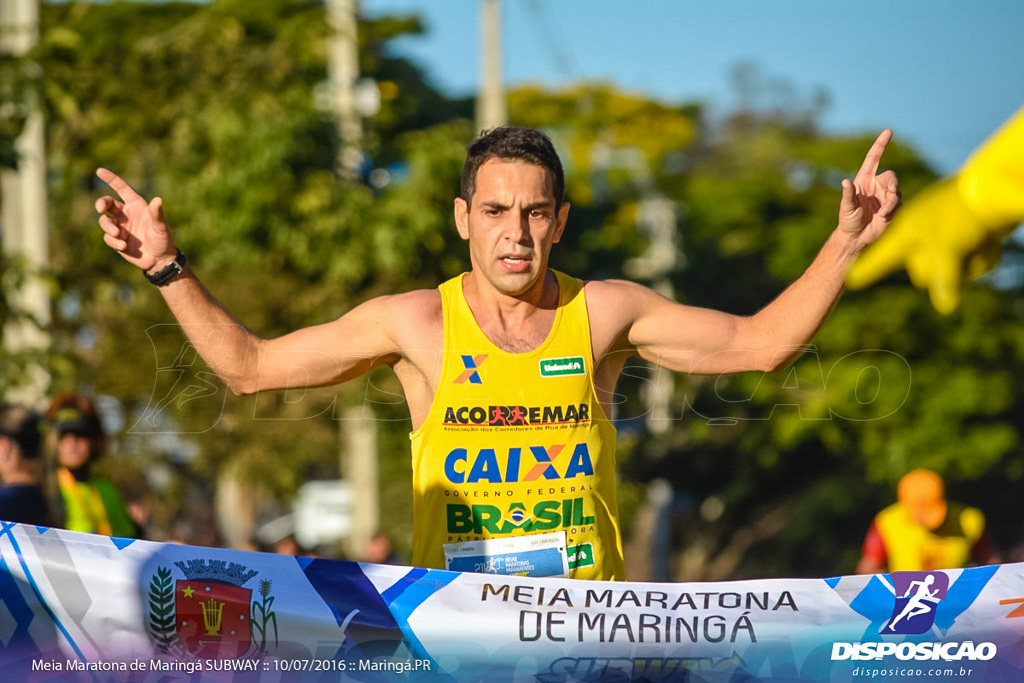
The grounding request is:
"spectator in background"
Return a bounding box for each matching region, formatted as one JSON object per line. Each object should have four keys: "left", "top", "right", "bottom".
{"left": 0, "top": 404, "right": 52, "bottom": 527}
{"left": 272, "top": 534, "right": 306, "bottom": 556}
{"left": 361, "top": 531, "right": 400, "bottom": 565}
{"left": 45, "top": 392, "right": 140, "bottom": 538}
{"left": 856, "top": 469, "right": 998, "bottom": 574}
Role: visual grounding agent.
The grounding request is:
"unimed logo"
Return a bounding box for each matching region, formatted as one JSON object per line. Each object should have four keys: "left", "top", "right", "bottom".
{"left": 539, "top": 356, "right": 585, "bottom": 377}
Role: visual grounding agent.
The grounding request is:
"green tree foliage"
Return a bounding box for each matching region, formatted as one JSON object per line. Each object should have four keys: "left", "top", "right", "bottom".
{"left": 0, "top": 52, "right": 40, "bottom": 169}
{"left": 1, "top": 39, "right": 48, "bottom": 391}
{"left": 640, "top": 98, "right": 1024, "bottom": 579}
{"left": 34, "top": 0, "right": 472, "bottom": 548}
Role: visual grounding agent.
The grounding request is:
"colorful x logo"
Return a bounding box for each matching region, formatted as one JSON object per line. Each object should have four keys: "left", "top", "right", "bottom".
{"left": 454, "top": 354, "right": 487, "bottom": 384}
{"left": 524, "top": 444, "right": 565, "bottom": 481}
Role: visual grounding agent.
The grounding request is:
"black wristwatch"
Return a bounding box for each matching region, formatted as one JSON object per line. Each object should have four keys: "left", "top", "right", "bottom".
{"left": 145, "top": 249, "right": 187, "bottom": 286}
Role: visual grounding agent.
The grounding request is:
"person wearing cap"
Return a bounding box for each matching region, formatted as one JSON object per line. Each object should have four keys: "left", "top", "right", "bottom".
{"left": 45, "top": 393, "right": 139, "bottom": 538}
{"left": 0, "top": 404, "right": 53, "bottom": 527}
{"left": 856, "top": 469, "right": 996, "bottom": 574}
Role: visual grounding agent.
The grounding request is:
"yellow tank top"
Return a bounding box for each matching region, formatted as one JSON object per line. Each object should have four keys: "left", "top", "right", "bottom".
{"left": 409, "top": 270, "right": 624, "bottom": 581}
{"left": 876, "top": 502, "right": 986, "bottom": 571}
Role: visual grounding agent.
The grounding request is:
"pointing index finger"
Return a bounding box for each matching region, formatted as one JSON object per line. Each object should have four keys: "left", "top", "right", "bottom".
{"left": 96, "top": 167, "right": 143, "bottom": 203}
{"left": 855, "top": 129, "right": 893, "bottom": 180}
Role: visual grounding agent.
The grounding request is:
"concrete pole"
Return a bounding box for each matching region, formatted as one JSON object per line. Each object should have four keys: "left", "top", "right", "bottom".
{"left": 341, "top": 406, "right": 378, "bottom": 560}
{"left": 475, "top": 0, "right": 506, "bottom": 132}
{"left": 1, "top": 0, "right": 51, "bottom": 406}
{"left": 326, "top": 0, "right": 363, "bottom": 181}
{"left": 628, "top": 196, "right": 678, "bottom": 434}
{"left": 215, "top": 463, "right": 259, "bottom": 550}
{"left": 325, "top": 0, "right": 378, "bottom": 558}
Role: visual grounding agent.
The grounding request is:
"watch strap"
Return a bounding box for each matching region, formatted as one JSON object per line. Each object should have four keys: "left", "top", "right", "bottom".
{"left": 145, "top": 249, "right": 186, "bottom": 286}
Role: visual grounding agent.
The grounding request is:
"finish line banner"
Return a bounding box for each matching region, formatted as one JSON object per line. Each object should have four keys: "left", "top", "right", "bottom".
{"left": 2, "top": 523, "right": 1024, "bottom": 682}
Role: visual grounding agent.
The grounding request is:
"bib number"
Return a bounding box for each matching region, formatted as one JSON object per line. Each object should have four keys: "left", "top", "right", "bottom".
{"left": 443, "top": 531, "right": 569, "bottom": 577}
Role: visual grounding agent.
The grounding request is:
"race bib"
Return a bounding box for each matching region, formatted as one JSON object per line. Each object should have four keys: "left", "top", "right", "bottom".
{"left": 443, "top": 531, "right": 569, "bottom": 577}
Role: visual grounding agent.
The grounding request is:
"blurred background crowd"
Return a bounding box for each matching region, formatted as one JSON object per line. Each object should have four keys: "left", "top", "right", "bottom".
{"left": 1, "top": 0, "right": 1023, "bottom": 580}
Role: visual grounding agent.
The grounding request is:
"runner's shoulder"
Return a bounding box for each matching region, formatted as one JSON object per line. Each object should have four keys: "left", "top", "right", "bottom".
{"left": 357, "top": 287, "right": 438, "bottom": 311}
{"left": 583, "top": 277, "right": 660, "bottom": 317}
{"left": 359, "top": 288, "right": 442, "bottom": 334}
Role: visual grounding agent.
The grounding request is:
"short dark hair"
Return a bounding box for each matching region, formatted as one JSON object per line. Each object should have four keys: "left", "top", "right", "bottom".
{"left": 0, "top": 404, "right": 42, "bottom": 459}
{"left": 460, "top": 126, "right": 565, "bottom": 208}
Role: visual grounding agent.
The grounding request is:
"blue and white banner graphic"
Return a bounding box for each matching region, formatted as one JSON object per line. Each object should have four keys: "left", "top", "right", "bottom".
{"left": 2, "top": 521, "right": 1024, "bottom": 682}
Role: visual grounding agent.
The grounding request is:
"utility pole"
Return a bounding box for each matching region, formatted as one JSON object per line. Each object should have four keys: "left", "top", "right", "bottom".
{"left": 624, "top": 190, "right": 679, "bottom": 434}
{"left": 324, "top": 0, "right": 378, "bottom": 557}
{"left": 476, "top": 0, "right": 506, "bottom": 132}
{"left": 341, "top": 405, "right": 378, "bottom": 560}
{"left": 625, "top": 191, "right": 680, "bottom": 580}
{"left": 0, "top": 0, "right": 50, "bottom": 406}
{"left": 326, "top": 0, "right": 362, "bottom": 181}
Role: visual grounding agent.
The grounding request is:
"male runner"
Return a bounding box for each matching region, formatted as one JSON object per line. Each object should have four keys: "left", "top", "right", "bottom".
{"left": 95, "top": 126, "right": 900, "bottom": 580}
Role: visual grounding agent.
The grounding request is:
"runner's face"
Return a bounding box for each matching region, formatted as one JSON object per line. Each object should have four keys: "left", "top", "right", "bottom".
{"left": 455, "top": 160, "right": 568, "bottom": 297}
{"left": 58, "top": 433, "right": 91, "bottom": 469}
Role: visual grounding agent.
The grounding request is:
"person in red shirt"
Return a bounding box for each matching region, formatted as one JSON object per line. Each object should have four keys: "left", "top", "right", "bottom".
{"left": 857, "top": 469, "right": 997, "bottom": 574}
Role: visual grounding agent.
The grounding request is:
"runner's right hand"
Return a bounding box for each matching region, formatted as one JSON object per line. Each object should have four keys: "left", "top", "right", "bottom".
{"left": 95, "top": 168, "right": 177, "bottom": 273}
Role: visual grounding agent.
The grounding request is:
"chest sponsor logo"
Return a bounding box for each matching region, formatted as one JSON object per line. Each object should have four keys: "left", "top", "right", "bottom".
{"left": 540, "top": 356, "right": 586, "bottom": 377}
{"left": 568, "top": 542, "right": 594, "bottom": 569}
{"left": 448, "top": 497, "right": 595, "bottom": 535}
{"left": 455, "top": 354, "right": 487, "bottom": 384}
{"left": 444, "top": 402, "right": 590, "bottom": 427}
{"left": 445, "top": 443, "right": 594, "bottom": 484}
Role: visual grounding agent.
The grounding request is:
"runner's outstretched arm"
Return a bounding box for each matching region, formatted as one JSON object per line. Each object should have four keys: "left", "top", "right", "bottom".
{"left": 599, "top": 130, "right": 901, "bottom": 375}
{"left": 95, "top": 168, "right": 398, "bottom": 395}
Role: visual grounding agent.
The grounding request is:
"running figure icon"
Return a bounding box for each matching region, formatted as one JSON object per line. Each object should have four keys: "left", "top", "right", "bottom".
{"left": 886, "top": 574, "right": 940, "bottom": 632}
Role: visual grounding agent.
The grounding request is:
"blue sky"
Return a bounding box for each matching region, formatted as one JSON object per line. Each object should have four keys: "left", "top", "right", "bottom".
{"left": 362, "top": 0, "right": 1024, "bottom": 176}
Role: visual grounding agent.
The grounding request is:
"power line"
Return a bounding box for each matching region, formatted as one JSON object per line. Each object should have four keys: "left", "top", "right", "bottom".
{"left": 524, "top": 0, "right": 578, "bottom": 81}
